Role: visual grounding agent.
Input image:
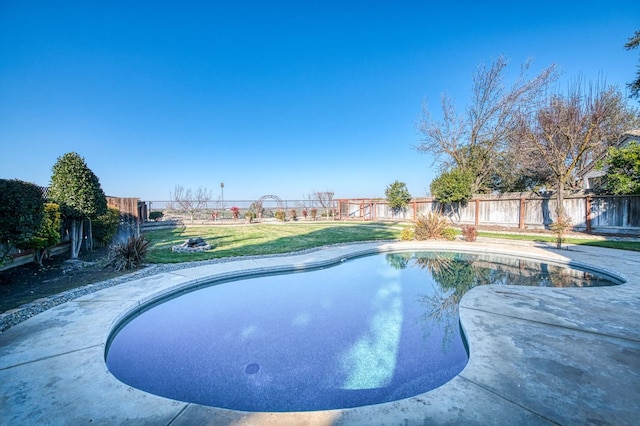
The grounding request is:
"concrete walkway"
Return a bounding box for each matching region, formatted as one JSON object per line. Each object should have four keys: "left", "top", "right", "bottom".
{"left": 1, "top": 240, "right": 638, "bottom": 425}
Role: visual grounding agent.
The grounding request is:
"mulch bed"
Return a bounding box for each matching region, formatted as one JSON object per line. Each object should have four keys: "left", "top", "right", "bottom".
{"left": 0, "top": 248, "right": 130, "bottom": 314}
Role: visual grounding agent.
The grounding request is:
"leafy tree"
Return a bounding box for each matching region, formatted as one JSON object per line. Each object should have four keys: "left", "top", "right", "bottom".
{"left": 513, "top": 84, "right": 639, "bottom": 221}
{"left": 0, "top": 179, "right": 44, "bottom": 263}
{"left": 430, "top": 168, "right": 474, "bottom": 204}
{"left": 385, "top": 180, "right": 412, "bottom": 215}
{"left": 17, "top": 203, "right": 61, "bottom": 266}
{"left": 625, "top": 30, "right": 640, "bottom": 99}
{"left": 602, "top": 141, "right": 640, "bottom": 194}
{"left": 417, "top": 56, "right": 558, "bottom": 193}
{"left": 49, "top": 152, "right": 107, "bottom": 258}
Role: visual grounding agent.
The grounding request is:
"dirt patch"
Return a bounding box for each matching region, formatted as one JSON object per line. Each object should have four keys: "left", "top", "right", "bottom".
{"left": 0, "top": 248, "right": 131, "bottom": 314}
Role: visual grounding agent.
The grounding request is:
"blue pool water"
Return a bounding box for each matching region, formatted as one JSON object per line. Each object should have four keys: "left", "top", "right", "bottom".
{"left": 105, "top": 251, "right": 618, "bottom": 412}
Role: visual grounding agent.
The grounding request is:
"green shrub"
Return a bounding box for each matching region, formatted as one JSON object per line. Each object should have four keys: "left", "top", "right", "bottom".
{"left": 149, "top": 211, "right": 164, "bottom": 221}
{"left": 245, "top": 211, "right": 256, "bottom": 223}
{"left": 442, "top": 227, "right": 457, "bottom": 241}
{"left": 275, "top": 210, "right": 286, "bottom": 222}
{"left": 17, "top": 203, "right": 61, "bottom": 266}
{"left": 0, "top": 179, "right": 44, "bottom": 263}
{"left": 414, "top": 212, "right": 451, "bottom": 240}
{"left": 106, "top": 234, "right": 150, "bottom": 271}
{"left": 93, "top": 208, "right": 120, "bottom": 247}
{"left": 430, "top": 167, "right": 474, "bottom": 204}
{"left": 400, "top": 227, "right": 415, "bottom": 241}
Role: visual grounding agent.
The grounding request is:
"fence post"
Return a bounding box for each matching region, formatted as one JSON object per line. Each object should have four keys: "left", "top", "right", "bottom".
{"left": 474, "top": 199, "right": 480, "bottom": 226}
{"left": 586, "top": 195, "right": 592, "bottom": 233}
{"left": 519, "top": 198, "right": 525, "bottom": 229}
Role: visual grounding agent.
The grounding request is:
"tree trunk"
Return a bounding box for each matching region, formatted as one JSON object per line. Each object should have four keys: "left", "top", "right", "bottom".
{"left": 556, "top": 177, "right": 565, "bottom": 219}
{"left": 70, "top": 220, "right": 78, "bottom": 259}
{"left": 555, "top": 177, "right": 566, "bottom": 249}
{"left": 69, "top": 219, "right": 83, "bottom": 259}
{"left": 87, "top": 219, "right": 93, "bottom": 252}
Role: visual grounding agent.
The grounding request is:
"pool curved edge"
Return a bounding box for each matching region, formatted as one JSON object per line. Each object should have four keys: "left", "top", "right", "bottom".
{"left": 105, "top": 240, "right": 628, "bottom": 349}
{"left": 1, "top": 240, "right": 639, "bottom": 425}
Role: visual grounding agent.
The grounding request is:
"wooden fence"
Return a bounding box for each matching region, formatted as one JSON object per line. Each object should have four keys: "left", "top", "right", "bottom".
{"left": 1, "top": 197, "right": 144, "bottom": 271}
{"left": 336, "top": 193, "right": 640, "bottom": 236}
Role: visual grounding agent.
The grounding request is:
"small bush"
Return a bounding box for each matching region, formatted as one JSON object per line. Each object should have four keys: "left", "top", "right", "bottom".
{"left": 550, "top": 214, "right": 572, "bottom": 249}
{"left": 414, "top": 212, "right": 451, "bottom": 240}
{"left": 93, "top": 208, "right": 120, "bottom": 247}
{"left": 149, "top": 211, "right": 164, "bottom": 221}
{"left": 17, "top": 203, "right": 61, "bottom": 266}
{"left": 106, "top": 234, "right": 150, "bottom": 271}
{"left": 230, "top": 206, "right": 240, "bottom": 220}
{"left": 310, "top": 208, "right": 317, "bottom": 220}
{"left": 462, "top": 225, "right": 478, "bottom": 242}
{"left": 275, "top": 210, "right": 286, "bottom": 222}
{"left": 400, "top": 227, "right": 415, "bottom": 241}
{"left": 442, "top": 227, "right": 457, "bottom": 241}
{"left": 289, "top": 209, "right": 297, "bottom": 221}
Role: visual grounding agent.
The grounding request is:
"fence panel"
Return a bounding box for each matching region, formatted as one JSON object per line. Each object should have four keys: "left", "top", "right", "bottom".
{"left": 591, "top": 196, "right": 640, "bottom": 230}
{"left": 142, "top": 194, "right": 639, "bottom": 235}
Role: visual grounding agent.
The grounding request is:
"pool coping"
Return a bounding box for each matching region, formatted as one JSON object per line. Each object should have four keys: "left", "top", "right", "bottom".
{"left": 1, "top": 240, "right": 639, "bottom": 425}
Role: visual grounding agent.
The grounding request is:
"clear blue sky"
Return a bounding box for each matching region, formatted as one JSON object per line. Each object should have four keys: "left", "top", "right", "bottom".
{"left": 1, "top": 1, "right": 638, "bottom": 201}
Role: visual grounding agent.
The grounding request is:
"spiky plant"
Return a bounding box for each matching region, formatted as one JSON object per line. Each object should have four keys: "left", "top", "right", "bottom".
{"left": 414, "top": 212, "right": 451, "bottom": 240}
{"left": 106, "top": 235, "right": 150, "bottom": 271}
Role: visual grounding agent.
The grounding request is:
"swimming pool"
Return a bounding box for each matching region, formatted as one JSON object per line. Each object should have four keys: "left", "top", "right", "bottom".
{"left": 105, "top": 250, "right": 618, "bottom": 412}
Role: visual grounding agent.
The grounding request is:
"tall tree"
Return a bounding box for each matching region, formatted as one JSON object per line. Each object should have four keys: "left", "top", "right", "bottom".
{"left": 513, "top": 84, "right": 639, "bottom": 218}
{"left": 417, "top": 56, "right": 558, "bottom": 193}
{"left": 625, "top": 30, "right": 640, "bottom": 99}
{"left": 385, "top": 180, "right": 412, "bottom": 216}
{"left": 49, "top": 152, "right": 107, "bottom": 258}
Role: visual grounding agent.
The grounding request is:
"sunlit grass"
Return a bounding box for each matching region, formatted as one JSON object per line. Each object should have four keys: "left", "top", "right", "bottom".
{"left": 143, "top": 221, "right": 639, "bottom": 264}
{"left": 145, "top": 222, "right": 402, "bottom": 263}
{"left": 477, "top": 231, "right": 640, "bottom": 252}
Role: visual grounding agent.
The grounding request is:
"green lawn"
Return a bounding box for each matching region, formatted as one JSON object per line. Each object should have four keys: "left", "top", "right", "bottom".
{"left": 145, "top": 222, "right": 403, "bottom": 263}
{"left": 143, "top": 222, "right": 640, "bottom": 264}
{"left": 477, "top": 231, "right": 640, "bottom": 251}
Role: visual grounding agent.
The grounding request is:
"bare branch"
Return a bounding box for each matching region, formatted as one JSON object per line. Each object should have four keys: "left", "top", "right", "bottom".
{"left": 417, "top": 56, "right": 558, "bottom": 193}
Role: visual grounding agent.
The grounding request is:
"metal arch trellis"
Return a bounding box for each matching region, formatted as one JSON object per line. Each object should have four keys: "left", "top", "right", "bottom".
{"left": 254, "top": 195, "right": 285, "bottom": 217}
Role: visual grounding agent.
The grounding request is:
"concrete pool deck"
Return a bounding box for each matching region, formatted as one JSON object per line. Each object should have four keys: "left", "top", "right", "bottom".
{"left": 0, "top": 240, "right": 639, "bottom": 425}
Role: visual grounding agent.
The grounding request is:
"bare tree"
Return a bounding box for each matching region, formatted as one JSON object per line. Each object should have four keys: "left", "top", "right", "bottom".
{"left": 306, "top": 190, "right": 335, "bottom": 219}
{"left": 172, "top": 185, "right": 213, "bottom": 222}
{"left": 513, "top": 83, "right": 639, "bottom": 242}
{"left": 417, "top": 57, "right": 558, "bottom": 193}
{"left": 194, "top": 186, "right": 213, "bottom": 211}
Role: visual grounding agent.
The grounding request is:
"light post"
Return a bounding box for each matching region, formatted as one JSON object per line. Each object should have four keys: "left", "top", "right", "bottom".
{"left": 220, "top": 182, "right": 224, "bottom": 220}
